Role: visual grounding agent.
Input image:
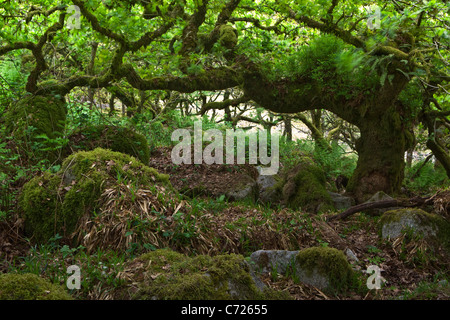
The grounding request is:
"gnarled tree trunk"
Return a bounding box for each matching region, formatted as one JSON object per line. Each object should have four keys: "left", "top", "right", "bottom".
{"left": 347, "top": 104, "right": 414, "bottom": 202}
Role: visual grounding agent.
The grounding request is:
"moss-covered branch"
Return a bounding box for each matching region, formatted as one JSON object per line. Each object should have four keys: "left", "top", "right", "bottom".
{"left": 25, "top": 4, "right": 66, "bottom": 23}
{"left": 288, "top": 7, "right": 416, "bottom": 64}
{"left": 106, "top": 86, "right": 136, "bottom": 109}
{"left": 130, "top": 4, "right": 184, "bottom": 52}
{"left": 295, "top": 113, "right": 332, "bottom": 151}
{"left": 241, "top": 66, "right": 362, "bottom": 124}
{"left": 35, "top": 71, "right": 114, "bottom": 96}
{"left": 1, "top": 9, "right": 67, "bottom": 93}
{"left": 423, "top": 111, "right": 450, "bottom": 178}
{"left": 228, "top": 17, "right": 284, "bottom": 34}
{"left": 425, "top": 138, "right": 449, "bottom": 177}
{"left": 27, "top": 11, "right": 67, "bottom": 93}
{"left": 72, "top": 0, "right": 127, "bottom": 45}
{"left": 200, "top": 94, "right": 249, "bottom": 115}
{"left": 288, "top": 9, "right": 365, "bottom": 50}
{"left": 178, "top": 0, "right": 209, "bottom": 59}
{"left": 0, "top": 42, "right": 35, "bottom": 56}
{"left": 119, "top": 63, "right": 244, "bottom": 93}
{"left": 202, "top": 0, "right": 242, "bottom": 52}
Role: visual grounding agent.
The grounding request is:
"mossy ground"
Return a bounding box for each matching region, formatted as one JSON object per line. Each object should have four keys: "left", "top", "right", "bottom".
{"left": 19, "top": 148, "right": 170, "bottom": 244}
{"left": 0, "top": 273, "right": 72, "bottom": 300}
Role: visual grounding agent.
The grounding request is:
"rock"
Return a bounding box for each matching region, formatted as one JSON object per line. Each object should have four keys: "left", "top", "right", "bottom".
{"left": 379, "top": 208, "right": 450, "bottom": 250}
{"left": 4, "top": 94, "right": 67, "bottom": 163}
{"left": 295, "top": 247, "right": 354, "bottom": 292}
{"left": 114, "top": 249, "right": 290, "bottom": 300}
{"left": 19, "top": 148, "right": 171, "bottom": 244}
{"left": 345, "top": 248, "right": 359, "bottom": 263}
{"left": 438, "top": 279, "right": 448, "bottom": 287}
{"left": 226, "top": 174, "right": 259, "bottom": 202}
{"left": 249, "top": 250, "right": 299, "bottom": 274}
{"left": 4, "top": 95, "right": 67, "bottom": 141}
{"left": 250, "top": 247, "right": 354, "bottom": 293}
{"left": 328, "top": 192, "right": 355, "bottom": 210}
{"left": 255, "top": 167, "right": 279, "bottom": 204}
{"left": 275, "top": 157, "right": 335, "bottom": 213}
{"left": 363, "top": 191, "right": 400, "bottom": 216}
{"left": 0, "top": 273, "right": 73, "bottom": 300}
{"left": 366, "top": 191, "right": 394, "bottom": 202}
{"left": 248, "top": 269, "right": 266, "bottom": 292}
{"left": 296, "top": 265, "right": 330, "bottom": 289}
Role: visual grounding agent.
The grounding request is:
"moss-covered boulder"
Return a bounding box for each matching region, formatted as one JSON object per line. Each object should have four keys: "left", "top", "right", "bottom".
{"left": 114, "top": 249, "right": 290, "bottom": 300}
{"left": 0, "top": 273, "right": 72, "bottom": 300}
{"left": 275, "top": 158, "right": 335, "bottom": 213}
{"left": 4, "top": 94, "right": 67, "bottom": 161}
{"left": 4, "top": 94, "right": 67, "bottom": 141}
{"left": 249, "top": 247, "right": 355, "bottom": 293}
{"left": 379, "top": 208, "right": 450, "bottom": 251}
{"left": 19, "top": 148, "right": 170, "bottom": 244}
{"left": 295, "top": 247, "right": 355, "bottom": 293}
{"left": 66, "top": 124, "right": 150, "bottom": 164}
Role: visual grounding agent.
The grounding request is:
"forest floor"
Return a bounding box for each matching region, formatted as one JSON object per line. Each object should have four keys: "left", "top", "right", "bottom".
{"left": 0, "top": 147, "right": 449, "bottom": 300}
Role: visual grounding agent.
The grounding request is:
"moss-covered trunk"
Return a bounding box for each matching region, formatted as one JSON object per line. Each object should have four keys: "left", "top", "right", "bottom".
{"left": 426, "top": 136, "right": 450, "bottom": 179}
{"left": 347, "top": 105, "right": 413, "bottom": 202}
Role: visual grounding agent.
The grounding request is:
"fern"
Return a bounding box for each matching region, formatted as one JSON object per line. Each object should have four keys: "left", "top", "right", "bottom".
{"left": 0, "top": 57, "right": 27, "bottom": 106}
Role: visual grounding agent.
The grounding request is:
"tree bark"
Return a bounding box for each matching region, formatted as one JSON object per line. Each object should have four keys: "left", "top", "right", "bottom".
{"left": 87, "top": 42, "right": 98, "bottom": 109}
{"left": 346, "top": 104, "right": 413, "bottom": 202}
{"left": 283, "top": 116, "right": 292, "bottom": 141}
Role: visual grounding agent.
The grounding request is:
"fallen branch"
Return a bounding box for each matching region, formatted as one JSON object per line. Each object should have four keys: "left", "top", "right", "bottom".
{"left": 327, "top": 194, "right": 438, "bottom": 222}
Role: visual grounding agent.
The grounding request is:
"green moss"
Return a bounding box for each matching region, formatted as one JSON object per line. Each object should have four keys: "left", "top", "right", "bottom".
{"left": 138, "top": 249, "right": 188, "bottom": 273}
{"left": 296, "top": 247, "right": 354, "bottom": 293}
{"left": 4, "top": 94, "right": 67, "bottom": 141}
{"left": 20, "top": 172, "right": 63, "bottom": 243}
{"left": 346, "top": 105, "right": 411, "bottom": 201}
{"left": 3, "top": 94, "right": 67, "bottom": 162}
{"left": 0, "top": 273, "right": 72, "bottom": 300}
{"left": 219, "top": 25, "right": 238, "bottom": 49}
{"left": 19, "top": 148, "right": 170, "bottom": 243}
{"left": 60, "top": 147, "right": 168, "bottom": 188}
{"left": 379, "top": 208, "right": 450, "bottom": 251}
{"left": 126, "top": 249, "right": 289, "bottom": 300}
{"left": 67, "top": 124, "right": 150, "bottom": 164}
{"left": 276, "top": 158, "right": 334, "bottom": 213}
